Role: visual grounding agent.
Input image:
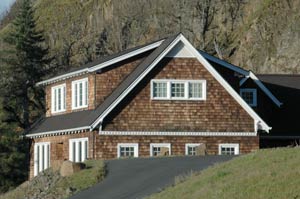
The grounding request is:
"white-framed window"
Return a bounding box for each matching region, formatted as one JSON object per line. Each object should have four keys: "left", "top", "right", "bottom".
{"left": 185, "top": 143, "right": 201, "bottom": 156}
{"left": 151, "top": 80, "right": 206, "bottom": 100}
{"left": 117, "top": 143, "right": 139, "bottom": 158}
{"left": 240, "top": 88, "right": 257, "bottom": 107}
{"left": 150, "top": 143, "right": 171, "bottom": 156}
{"left": 69, "top": 138, "right": 88, "bottom": 162}
{"left": 34, "top": 142, "right": 50, "bottom": 176}
{"left": 51, "top": 84, "right": 66, "bottom": 113}
{"left": 72, "top": 78, "right": 88, "bottom": 109}
{"left": 218, "top": 143, "right": 239, "bottom": 155}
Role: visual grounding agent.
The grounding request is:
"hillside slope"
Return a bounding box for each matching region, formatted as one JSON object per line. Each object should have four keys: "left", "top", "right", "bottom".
{"left": 148, "top": 147, "right": 300, "bottom": 199}
{"left": 1, "top": 0, "right": 300, "bottom": 73}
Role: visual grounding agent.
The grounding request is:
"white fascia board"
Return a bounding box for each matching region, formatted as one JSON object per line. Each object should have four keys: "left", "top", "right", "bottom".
{"left": 249, "top": 71, "right": 282, "bottom": 107}
{"left": 88, "top": 40, "right": 164, "bottom": 72}
{"left": 36, "top": 40, "right": 164, "bottom": 86}
{"left": 199, "top": 50, "right": 250, "bottom": 76}
{"left": 180, "top": 35, "right": 271, "bottom": 132}
{"left": 26, "top": 126, "right": 91, "bottom": 138}
{"left": 91, "top": 35, "right": 182, "bottom": 129}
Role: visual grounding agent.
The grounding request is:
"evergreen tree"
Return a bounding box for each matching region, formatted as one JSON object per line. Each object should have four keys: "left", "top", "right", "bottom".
{"left": 0, "top": 0, "right": 51, "bottom": 131}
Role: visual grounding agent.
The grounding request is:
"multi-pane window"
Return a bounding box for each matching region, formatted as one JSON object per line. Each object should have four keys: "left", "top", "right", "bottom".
{"left": 240, "top": 89, "right": 257, "bottom": 107}
{"left": 51, "top": 84, "right": 66, "bottom": 113}
{"left": 34, "top": 142, "right": 50, "bottom": 176}
{"left": 72, "top": 78, "right": 88, "bottom": 109}
{"left": 185, "top": 144, "right": 201, "bottom": 156}
{"left": 69, "top": 138, "right": 88, "bottom": 162}
{"left": 153, "top": 82, "right": 167, "bottom": 98}
{"left": 150, "top": 143, "right": 171, "bottom": 156}
{"left": 219, "top": 144, "right": 239, "bottom": 155}
{"left": 151, "top": 80, "right": 206, "bottom": 100}
{"left": 117, "top": 143, "right": 138, "bottom": 158}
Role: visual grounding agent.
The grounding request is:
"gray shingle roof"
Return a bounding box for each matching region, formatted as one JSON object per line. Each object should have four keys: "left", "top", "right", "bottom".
{"left": 28, "top": 34, "right": 179, "bottom": 136}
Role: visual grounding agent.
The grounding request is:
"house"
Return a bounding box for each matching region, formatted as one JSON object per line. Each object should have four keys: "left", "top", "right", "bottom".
{"left": 26, "top": 33, "right": 292, "bottom": 179}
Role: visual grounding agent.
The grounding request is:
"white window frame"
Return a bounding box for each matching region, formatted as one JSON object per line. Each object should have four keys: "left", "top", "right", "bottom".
{"left": 150, "top": 143, "right": 171, "bottom": 156}
{"left": 69, "top": 137, "right": 89, "bottom": 162}
{"left": 51, "top": 84, "right": 66, "bottom": 113}
{"left": 34, "top": 142, "right": 50, "bottom": 176}
{"left": 240, "top": 88, "right": 257, "bottom": 107}
{"left": 151, "top": 79, "right": 206, "bottom": 100}
{"left": 117, "top": 143, "right": 139, "bottom": 158}
{"left": 72, "top": 78, "right": 88, "bottom": 110}
{"left": 185, "top": 143, "right": 201, "bottom": 155}
{"left": 218, "top": 143, "right": 239, "bottom": 155}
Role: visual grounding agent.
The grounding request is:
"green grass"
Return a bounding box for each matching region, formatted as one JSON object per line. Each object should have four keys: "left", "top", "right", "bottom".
{"left": 0, "top": 160, "right": 106, "bottom": 199}
{"left": 148, "top": 147, "right": 300, "bottom": 199}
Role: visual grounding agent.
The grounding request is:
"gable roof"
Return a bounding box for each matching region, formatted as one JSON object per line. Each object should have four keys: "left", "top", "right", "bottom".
{"left": 27, "top": 33, "right": 272, "bottom": 138}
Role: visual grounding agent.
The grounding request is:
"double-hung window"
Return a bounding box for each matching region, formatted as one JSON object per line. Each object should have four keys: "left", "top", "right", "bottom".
{"left": 72, "top": 78, "right": 88, "bottom": 109}
{"left": 151, "top": 80, "right": 206, "bottom": 100}
{"left": 240, "top": 88, "right": 257, "bottom": 107}
{"left": 218, "top": 143, "right": 239, "bottom": 155}
{"left": 117, "top": 143, "right": 139, "bottom": 158}
{"left": 51, "top": 84, "right": 66, "bottom": 113}
{"left": 69, "top": 138, "right": 88, "bottom": 162}
{"left": 34, "top": 142, "right": 50, "bottom": 176}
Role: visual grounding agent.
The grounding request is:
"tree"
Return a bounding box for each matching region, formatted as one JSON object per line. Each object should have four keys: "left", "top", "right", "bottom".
{"left": 0, "top": 0, "right": 51, "bottom": 131}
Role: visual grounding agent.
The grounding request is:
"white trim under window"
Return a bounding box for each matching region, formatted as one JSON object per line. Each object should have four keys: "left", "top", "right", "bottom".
{"left": 34, "top": 142, "right": 50, "bottom": 176}
{"left": 151, "top": 80, "right": 206, "bottom": 100}
{"left": 218, "top": 143, "right": 239, "bottom": 155}
{"left": 185, "top": 143, "right": 201, "bottom": 155}
{"left": 150, "top": 143, "right": 171, "bottom": 156}
{"left": 69, "top": 137, "right": 88, "bottom": 162}
{"left": 51, "top": 84, "right": 66, "bottom": 113}
{"left": 117, "top": 143, "right": 139, "bottom": 158}
{"left": 72, "top": 78, "right": 88, "bottom": 109}
{"left": 240, "top": 88, "right": 257, "bottom": 107}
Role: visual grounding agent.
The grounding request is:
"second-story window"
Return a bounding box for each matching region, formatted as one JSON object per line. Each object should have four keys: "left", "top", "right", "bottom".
{"left": 51, "top": 84, "right": 66, "bottom": 113}
{"left": 72, "top": 78, "right": 88, "bottom": 109}
{"left": 240, "top": 88, "right": 257, "bottom": 107}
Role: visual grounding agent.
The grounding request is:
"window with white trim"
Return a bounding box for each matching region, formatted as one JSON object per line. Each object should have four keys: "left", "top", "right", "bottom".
{"left": 185, "top": 143, "right": 201, "bottom": 156}
{"left": 151, "top": 80, "right": 206, "bottom": 100}
{"left": 72, "top": 78, "right": 88, "bottom": 109}
{"left": 51, "top": 84, "right": 66, "bottom": 113}
{"left": 34, "top": 142, "right": 50, "bottom": 176}
{"left": 150, "top": 143, "right": 171, "bottom": 156}
{"left": 240, "top": 88, "right": 257, "bottom": 107}
{"left": 69, "top": 138, "right": 88, "bottom": 162}
{"left": 117, "top": 143, "right": 139, "bottom": 158}
{"left": 218, "top": 144, "right": 239, "bottom": 155}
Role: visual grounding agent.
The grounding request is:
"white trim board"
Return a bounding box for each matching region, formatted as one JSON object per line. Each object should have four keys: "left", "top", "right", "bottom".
{"left": 36, "top": 40, "right": 164, "bottom": 86}
{"left": 26, "top": 126, "right": 91, "bottom": 138}
{"left": 117, "top": 143, "right": 139, "bottom": 158}
{"left": 93, "top": 34, "right": 271, "bottom": 132}
{"left": 99, "top": 131, "right": 257, "bottom": 136}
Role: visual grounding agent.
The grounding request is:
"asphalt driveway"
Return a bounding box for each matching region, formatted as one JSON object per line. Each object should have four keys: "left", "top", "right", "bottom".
{"left": 70, "top": 156, "right": 233, "bottom": 199}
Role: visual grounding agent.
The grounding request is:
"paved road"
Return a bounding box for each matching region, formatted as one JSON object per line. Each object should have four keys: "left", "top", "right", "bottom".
{"left": 70, "top": 156, "right": 233, "bottom": 199}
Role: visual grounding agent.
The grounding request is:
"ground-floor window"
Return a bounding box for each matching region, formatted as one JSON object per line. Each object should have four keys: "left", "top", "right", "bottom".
{"left": 218, "top": 143, "right": 239, "bottom": 155}
{"left": 117, "top": 143, "right": 139, "bottom": 158}
{"left": 150, "top": 143, "right": 171, "bottom": 156}
{"left": 185, "top": 143, "right": 202, "bottom": 155}
{"left": 34, "top": 142, "right": 50, "bottom": 176}
{"left": 69, "top": 138, "right": 88, "bottom": 162}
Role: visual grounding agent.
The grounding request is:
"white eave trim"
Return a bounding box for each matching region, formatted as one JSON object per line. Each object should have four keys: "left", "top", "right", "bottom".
{"left": 91, "top": 34, "right": 271, "bottom": 133}
{"left": 99, "top": 131, "right": 257, "bottom": 136}
{"left": 26, "top": 126, "right": 91, "bottom": 138}
{"left": 36, "top": 40, "right": 164, "bottom": 86}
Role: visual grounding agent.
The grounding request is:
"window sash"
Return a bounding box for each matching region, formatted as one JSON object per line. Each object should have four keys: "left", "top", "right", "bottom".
{"left": 51, "top": 84, "right": 66, "bottom": 113}
{"left": 150, "top": 143, "right": 171, "bottom": 156}
{"left": 72, "top": 78, "right": 88, "bottom": 109}
{"left": 240, "top": 89, "right": 257, "bottom": 107}
{"left": 69, "top": 138, "right": 88, "bottom": 162}
{"left": 34, "top": 142, "right": 50, "bottom": 176}
{"left": 117, "top": 143, "right": 138, "bottom": 158}
{"left": 218, "top": 144, "right": 239, "bottom": 155}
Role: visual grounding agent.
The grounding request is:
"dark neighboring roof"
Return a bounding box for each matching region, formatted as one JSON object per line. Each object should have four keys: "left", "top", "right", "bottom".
{"left": 257, "top": 74, "right": 300, "bottom": 90}
{"left": 28, "top": 34, "right": 179, "bottom": 135}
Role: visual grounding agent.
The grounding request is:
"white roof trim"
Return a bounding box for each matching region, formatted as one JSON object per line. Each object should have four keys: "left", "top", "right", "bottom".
{"left": 91, "top": 34, "right": 271, "bottom": 132}
{"left": 100, "top": 131, "right": 257, "bottom": 136}
{"left": 26, "top": 126, "right": 91, "bottom": 138}
{"left": 36, "top": 40, "right": 164, "bottom": 86}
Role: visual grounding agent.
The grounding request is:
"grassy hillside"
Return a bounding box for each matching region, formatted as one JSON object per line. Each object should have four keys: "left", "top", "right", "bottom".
{"left": 148, "top": 147, "right": 300, "bottom": 199}
{"left": 0, "top": 160, "right": 106, "bottom": 199}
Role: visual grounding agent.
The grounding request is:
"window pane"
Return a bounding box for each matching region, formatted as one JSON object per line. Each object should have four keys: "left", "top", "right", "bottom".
{"left": 189, "top": 83, "right": 202, "bottom": 98}
{"left": 153, "top": 82, "right": 167, "bottom": 98}
{"left": 221, "top": 147, "right": 235, "bottom": 155}
{"left": 78, "top": 142, "right": 82, "bottom": 162}
{"left": 85, "top": 80, "right": 88, "bottom": 106}
{"left": 241, "top": 91, "right": 253, "bottom": 104}
{"left": 75, "top": 84, "right": 78, "bottom": 107}
{"left": 79, "top": 83, "right": 83, "bottom": 106}
{"left": 171, "top": 83, "right": 185, "bottom": 98}
{"left": 188, "top": 146, "right": 196, "bottom": 155}
{"left": 120, "top": 146, "right": 135, "bottom": 157}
